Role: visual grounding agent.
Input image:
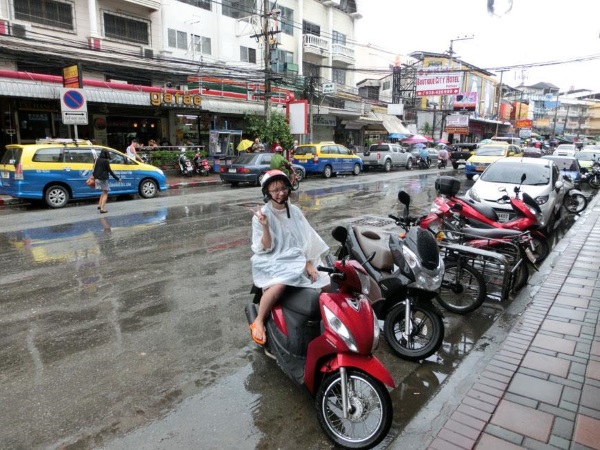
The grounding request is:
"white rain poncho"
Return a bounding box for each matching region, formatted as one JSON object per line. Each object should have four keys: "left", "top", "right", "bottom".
{"left": 251, "top": 202, "right": 330, "bottom": 289}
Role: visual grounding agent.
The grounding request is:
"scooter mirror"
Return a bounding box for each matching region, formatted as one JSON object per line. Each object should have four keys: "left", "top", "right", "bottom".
{"left": 520, "top": 173, "right": 527, "bottom": 183}
{"left": 331, "top": 226, "right": 348, "bottom": 243}
{"left": 397, "top": 191, "right": 411, "bottom": 207}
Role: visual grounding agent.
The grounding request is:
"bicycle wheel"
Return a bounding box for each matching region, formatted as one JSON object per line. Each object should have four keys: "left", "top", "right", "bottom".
{"left": 438, "top": 260, "right": 486, "bottom": 314}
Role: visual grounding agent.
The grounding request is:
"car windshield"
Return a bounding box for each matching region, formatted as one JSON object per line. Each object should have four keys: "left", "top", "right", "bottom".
{"left": 481, "top": 163, "right": 550, "bottom": 186}
{"left": 475, "top": 146, "right": 506, "bottom": 156}
{"left": 545, "top": 157, "right": 577, "bottom": 171}
{"left": 234, "top": 153, "right": 260, "bottom": 164}
{"left": 576, "top": 152, "right": 598, "bottom": 161}
{"left": 293, "top": 146, "right": 316, "bottom": 156}
{"left": 557, "top": 145, "right": 575, "bottom": 150}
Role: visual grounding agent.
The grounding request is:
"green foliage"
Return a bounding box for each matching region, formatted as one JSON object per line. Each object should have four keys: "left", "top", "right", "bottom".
{"left": 421, "top": 122, "right": 432, "bottom": 135}
{"left": 244, "top": 111, "right": 293, "bottom": 149}
{"left": 149, "top": 150, "right": 195, "bottom": 167}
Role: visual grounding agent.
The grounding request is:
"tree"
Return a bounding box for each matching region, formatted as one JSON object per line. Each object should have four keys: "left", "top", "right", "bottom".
{"left": 244, "top": 111, "right": 293, "bottom": 150}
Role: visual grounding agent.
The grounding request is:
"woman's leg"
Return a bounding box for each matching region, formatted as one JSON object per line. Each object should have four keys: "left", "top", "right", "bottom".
{"left": 251, "top": 283, "right": 286, "bottom": 342}
{"left": 99, "top": 190, "right": 108, "bottom": 210}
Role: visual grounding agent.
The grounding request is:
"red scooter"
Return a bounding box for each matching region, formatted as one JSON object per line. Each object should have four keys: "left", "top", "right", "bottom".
{"left": 245, "top": 258, "right": 394, "bottom": 449}
{"left": 193, "top": 153, "right": 210, "bottom": 176}
{"left": 421, "top": 176, "right": 550, "bottom": 263}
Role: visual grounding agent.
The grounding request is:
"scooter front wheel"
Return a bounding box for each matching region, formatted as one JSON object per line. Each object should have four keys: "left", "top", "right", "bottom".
{"left": 316, "top": 369, "right": 393, "bottom": 449}
{"left": 564, "top": 192, "right": 588, "bottom": 214}
{"left": 384, "top": 300, "right": 444, "bottom": 361}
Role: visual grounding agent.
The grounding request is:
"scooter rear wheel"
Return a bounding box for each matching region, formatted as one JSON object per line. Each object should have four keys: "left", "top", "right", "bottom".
{"left": 564, "top": 192, "right": 587, "bottom": 214}
{"left": 316, "top": 369, "right": 393, "bottom": 449}
{"left": 438, "top": 261, "right": 486, "bottom": 314}
{"left": 384, "top": 300, "right": 444, "bottom": 361}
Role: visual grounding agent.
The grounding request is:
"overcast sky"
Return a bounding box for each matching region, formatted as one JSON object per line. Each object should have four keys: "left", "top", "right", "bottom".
{"left": 355, "top": 0, "right": 600, "bottom": 93}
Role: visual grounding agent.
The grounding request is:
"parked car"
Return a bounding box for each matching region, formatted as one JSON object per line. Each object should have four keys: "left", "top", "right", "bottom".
{"left": 218, "top": 152, "right": 306, "bottom": 187}
{"left": 522, "top": 147, "right": 542, "bottom": 158}
{"left": 541, "top": 155, "right": 582, "bottom": 187}
{"left": 292, "top": 142, "right": 362, "bottom": 178}
{"left": 465, "top": 157, "right": 566, "bottom": 231}
{"left": 575, "top": 147, "right": 600, "bottom": 171}
{"left": 464, "top": 143, "right": 522, "bottom": 180}
{"left": 553, "top": 144, "right": 577, "bottom": 157}
{"left": 357, "top": 143, "right": 413, "bottom": 171}
{"left": 0, "top": 138, "right": 168, "bottom": 208}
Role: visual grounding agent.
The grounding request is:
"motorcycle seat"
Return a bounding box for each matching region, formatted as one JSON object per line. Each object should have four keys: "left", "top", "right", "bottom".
{"left": 462, "top": 226, "right": 524, "bottom": 239}
{"left": 457, "top": 198, "right": 499, "bottom": 222}
{"left": 353, "top": 226, "right": 394, "bottom": 272}
{"left": 279, "top": 287, "right": 321, "bottom": 319}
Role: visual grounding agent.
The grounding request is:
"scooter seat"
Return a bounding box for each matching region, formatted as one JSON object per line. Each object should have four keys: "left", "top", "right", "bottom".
{"left": 278, "top": 287, "right": 320, "bottom": 319}
{"left": 459, "top": 198, "right": 499, "bottom": 222}
{"left": 353, "top": 226, "right": 394, "bottom": 271}
{"left": 462, "top": 226, "right": 524, "bottom": 239}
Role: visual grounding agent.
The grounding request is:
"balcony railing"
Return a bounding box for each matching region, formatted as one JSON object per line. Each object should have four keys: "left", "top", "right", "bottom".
{"left": 332, "top": 43, "right": 355, "bottom": 64}
{"left": 303, "top": 34, "right": 329, "bottom": 57}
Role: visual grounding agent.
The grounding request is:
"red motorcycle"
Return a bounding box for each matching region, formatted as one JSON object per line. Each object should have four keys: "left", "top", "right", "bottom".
{"left": 421, "top": 176, "right": 550, "bottom": 263}
{"left": 245, "top": 258, "right": 394, "bottom": 449}
{"left": 193, "top": 153, "right": 211, "bottom": 176}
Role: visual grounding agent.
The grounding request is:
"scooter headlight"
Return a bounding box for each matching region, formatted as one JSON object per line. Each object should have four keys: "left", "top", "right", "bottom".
{"left": 402, "top": 245, "right": 419, "bottom": 269}
{"left": 323, "top": 305, "right": 357, "bottom": 352}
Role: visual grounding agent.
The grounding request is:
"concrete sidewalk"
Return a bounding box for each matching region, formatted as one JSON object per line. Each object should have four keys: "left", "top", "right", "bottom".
{"left": 395, "top": 193, "right": 600, "bottom": 450}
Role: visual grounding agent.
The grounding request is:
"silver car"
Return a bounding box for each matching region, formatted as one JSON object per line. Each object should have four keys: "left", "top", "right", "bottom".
{"left": 465, "top": 157, "right": 566, "bottom": 231}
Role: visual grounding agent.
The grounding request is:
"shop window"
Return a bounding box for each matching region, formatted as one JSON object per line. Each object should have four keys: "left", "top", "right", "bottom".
{"left": 176, "top": 0, "right": 211, "bottom": 10}
{"left": 271, "top": 49, "right": 293, "bottom": 74}
{"left": 192, "top": 35, "right": 211, "bottom": 55}
{"left": 103, "top": 12, "right": 149, "bottom": 45}
{"left": 19, "top": 111, "right": 52, "bottom": 142}
{"left": 240, "top": 46, "right": 256, "bottom": 63}
{"left": 168, "top": 29, "right": 188, "bottom": 50}
{"left": 14, "top": 0, "right": 74, "bottom": 31}
{"left": 222, "top": 0, "right": 255, "bottom": 19}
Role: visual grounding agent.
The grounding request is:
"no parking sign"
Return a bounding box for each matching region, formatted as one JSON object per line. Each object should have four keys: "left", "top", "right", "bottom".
{"left": 60, "top": 88, "right": 88, "bottom": 125}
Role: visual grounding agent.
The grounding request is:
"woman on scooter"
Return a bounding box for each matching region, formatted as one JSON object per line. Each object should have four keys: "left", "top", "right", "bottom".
{"left": 249, "top": 170, "right": 330, "bottom": 345}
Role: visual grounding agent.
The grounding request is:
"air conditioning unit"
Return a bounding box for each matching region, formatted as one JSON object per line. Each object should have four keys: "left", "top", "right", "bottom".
{"left": 140, "top": 47, "right": 154, "bottom": 59}
{"left": 10, "top": 22, "right": 31, "bottom": 38}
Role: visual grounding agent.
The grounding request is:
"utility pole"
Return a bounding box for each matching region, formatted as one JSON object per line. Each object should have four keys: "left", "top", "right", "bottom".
{"left": 262, "top": 0, "right": 271, "bottom": 122}
{"left": 494, "top": 70, "right": 506, "bottom": 137}
{"left": 551, "top": 92, "right": 561, "bottom": 138}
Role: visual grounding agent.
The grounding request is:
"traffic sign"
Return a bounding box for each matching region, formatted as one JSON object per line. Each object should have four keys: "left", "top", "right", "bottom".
{"left": 322, "top": 83, "right": 335, "bottom": 94}
{"left": 60, "top": 88, "right": 88, "bottom": 125}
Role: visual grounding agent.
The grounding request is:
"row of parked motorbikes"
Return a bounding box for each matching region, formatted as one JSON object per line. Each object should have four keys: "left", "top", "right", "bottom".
{"left": 177, "top": 150, "right": 211, "bottom": 177}
{"left": 244, "top": 170, "right": 595, "bottom": 449}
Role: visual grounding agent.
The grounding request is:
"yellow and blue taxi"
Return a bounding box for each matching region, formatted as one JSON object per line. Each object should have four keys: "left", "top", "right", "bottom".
{"left": 464, "top": 143, "right": 522, "bottom": 180}
{"left": 292, "top": 141, "right": 362, "bottom": 178}
{"left": 0, "top": 138, "right": 168, "bottom": 208}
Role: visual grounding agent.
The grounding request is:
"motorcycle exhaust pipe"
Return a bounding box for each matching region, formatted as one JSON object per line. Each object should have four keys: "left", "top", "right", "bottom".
{"left": 245, "top": 303, "right": 258, "bottom": 325}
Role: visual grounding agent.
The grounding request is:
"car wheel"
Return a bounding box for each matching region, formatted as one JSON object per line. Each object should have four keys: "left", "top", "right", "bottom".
{"left": 294, "top": 168, "right": 304, "bottom": 182}
{"left": 352, "top": 163, "right": 361, "bottom": 176}
{"left": 384, "top": 160, "right": 392, "bottom": 172}
{"left": 230, "top": 181, "right": 239, "bottom": 187}
{"left": 44, "top": 184, "right": 69, "bottom": 208}
{"left": 323, "top": 165, "right": 333, "bottom": 178}
{"left": 406, "top": 158, "right": 413, "bottom": 170}
{"left": 452, "top": 162, "right": 459, "bottom": 169}
{"left": 466, "top": 174, "right": 474, "bottom": 180}
{"left": 139, "top": 178, "right": 159, "bottom": 199}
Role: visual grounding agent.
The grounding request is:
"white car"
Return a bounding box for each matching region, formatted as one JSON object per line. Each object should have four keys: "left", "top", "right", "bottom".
{"left": 465, "top": 158, "right": 566, "bottom": 232}
{"left": 553, "top": 144, "right": 577, "bottom": 157}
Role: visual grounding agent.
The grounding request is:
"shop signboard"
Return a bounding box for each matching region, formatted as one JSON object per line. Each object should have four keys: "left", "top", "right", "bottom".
{"left": 416, "top": 71, "right": 461, "bottom": 96}
{"left": 516, "top": 119, "right": 533, "bottom": 128}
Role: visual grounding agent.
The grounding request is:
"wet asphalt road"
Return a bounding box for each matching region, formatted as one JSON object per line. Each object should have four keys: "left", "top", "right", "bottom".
{"left": 0, "top": 168, "right": 558, "bottom": 449}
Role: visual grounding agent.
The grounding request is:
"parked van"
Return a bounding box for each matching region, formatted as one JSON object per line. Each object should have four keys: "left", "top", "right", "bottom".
{"left": 0, "top": 139, "right": 168, "bottom": 208}
{"left": 292, "top": 141, "right": 362, "bottom": 178}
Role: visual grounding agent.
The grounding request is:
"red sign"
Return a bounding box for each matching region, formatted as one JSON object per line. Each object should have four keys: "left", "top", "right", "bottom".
{"left": 445, "top": 127, "right": 469, "bottom": 135}
{"left": 516, "top": 119, "right": 533, "bottom": 128}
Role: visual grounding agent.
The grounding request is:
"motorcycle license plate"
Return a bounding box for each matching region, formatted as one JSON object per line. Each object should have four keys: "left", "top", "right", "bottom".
{"left": 228, "top": 168, "right": 236, "bottom": 173}
{"left": 497, "top": 212, "right": 510, "bottom": 222}
{"left": 525, "top": 247, "right": 537, "bottom": 264}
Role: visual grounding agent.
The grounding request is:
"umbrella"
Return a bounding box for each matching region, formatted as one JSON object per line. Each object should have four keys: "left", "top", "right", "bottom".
{"left": 435, "top": 138, "right": 449, "bottom": 144}
{"left": 389, "top": 133, "right": 408, "bottom": 140}
{"left": 237, "top": 139, "right": 254, "bottom": 151}
{"left": 402, "top": 134, "right": 428, "bottom": 144}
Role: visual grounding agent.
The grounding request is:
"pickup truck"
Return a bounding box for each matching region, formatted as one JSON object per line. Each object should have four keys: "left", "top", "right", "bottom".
{"left": 449, "top": 143, "right": 479, "bottom": 169}
{"left": 358, "top": 143, "right": 414, "bottom": 172}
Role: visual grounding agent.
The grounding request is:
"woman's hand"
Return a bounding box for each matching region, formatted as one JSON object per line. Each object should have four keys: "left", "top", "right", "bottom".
{"left": 306, "top": 262, "right": 319, "bottom": 283}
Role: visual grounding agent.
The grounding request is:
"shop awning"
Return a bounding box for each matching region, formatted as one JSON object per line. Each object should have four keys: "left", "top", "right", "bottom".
{"left": 202, "top": 98, "right": 266, "bottom": 115}
{"left": 342, "top": 112, "right": 383, "bottom": 130}
{"left": 378, "top": 114, "right": 411, "bottom": 135}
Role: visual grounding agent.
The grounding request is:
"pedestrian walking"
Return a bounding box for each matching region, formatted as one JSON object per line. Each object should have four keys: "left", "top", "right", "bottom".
{"left": 93, "top": 149, "right": 121, "bottom": 213}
